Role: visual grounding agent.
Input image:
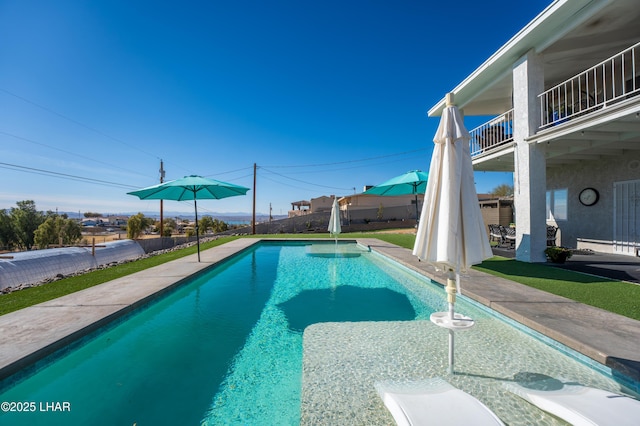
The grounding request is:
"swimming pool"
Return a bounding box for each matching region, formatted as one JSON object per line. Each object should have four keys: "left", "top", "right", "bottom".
{"left": 0, "top": 241, "right": 634, "bottom": 425}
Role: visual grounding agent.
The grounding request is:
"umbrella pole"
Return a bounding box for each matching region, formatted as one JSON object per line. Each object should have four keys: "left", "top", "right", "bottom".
{"left": 194, "top": 198, "right": 201, "bottom": 262}
{"left": 449, "top": 329, "right": 454, "bottom": 374}
{"left": 446, "top": 269, "right": 457, "bottom": 373}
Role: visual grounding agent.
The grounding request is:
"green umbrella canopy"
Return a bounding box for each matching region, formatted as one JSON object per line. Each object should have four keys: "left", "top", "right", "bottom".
{"left": 127, "top": 175, "right": 250, "bottom": 262}
{"left": 363, "top": 170, "right": 428, "bottom": 222}
{"left": 127, "top": 175, "right": 250, "bottom": 201}
{"left": 364, "top": 170, "right": 429, "bottom": 196}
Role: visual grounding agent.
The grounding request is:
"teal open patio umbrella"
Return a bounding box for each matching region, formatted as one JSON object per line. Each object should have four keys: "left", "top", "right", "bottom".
{"left": 363, "top": 170, "right": 429, "bottom": 220}
{"left": 127, "top": 175, "right": 250, "bottom": 261}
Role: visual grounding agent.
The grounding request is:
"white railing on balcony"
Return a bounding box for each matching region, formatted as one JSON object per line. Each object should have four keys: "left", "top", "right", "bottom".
{"left": 469, "top": 109, "right": 514, "bottom": 156}
{"left": 539, "top": 41, "right": 640, "bottom": 128}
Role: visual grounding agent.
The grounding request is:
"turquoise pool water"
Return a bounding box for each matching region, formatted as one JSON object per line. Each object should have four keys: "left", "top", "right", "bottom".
{"left": 0, "top": 242, "right": 432, "bottom": 425}
{"left": 0, "top": 241, "right": 635, "bottom": 425}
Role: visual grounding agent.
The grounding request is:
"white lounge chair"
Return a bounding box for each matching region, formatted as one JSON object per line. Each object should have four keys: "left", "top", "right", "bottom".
{"left": 504, "top": 380, "right": 640, "bottom": 426}
{"left": 375, "top": 378, "right": 504, "bottom": 426}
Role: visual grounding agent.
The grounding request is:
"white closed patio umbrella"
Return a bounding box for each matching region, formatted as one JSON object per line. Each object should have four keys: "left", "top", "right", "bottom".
{"left": 413, "top": 93, "right": 493, "bottom": 373}
{"left": 328, "top": 196, "right": 341, "bottom": 242}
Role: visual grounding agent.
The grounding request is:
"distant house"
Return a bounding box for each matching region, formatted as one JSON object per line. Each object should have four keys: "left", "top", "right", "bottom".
{"left": 288, "top": 195, "right": 340, "bottom": 217}
{"left": 107, "top": 216, "right": 128, "bottom": 226}
{"left": 429, "top": 0, "right": 640, "bottom": 260}
{"left": 288, "top": 200, "right": 311, "bottom": 218}
{"left": 338, "top": 192, "right": 424, "bottom": 224}
{"left": 310, "top": 195, "right": 335, "bottom": 213}
{"left": 81, "top": 219, "right": 98, "bottom": 227}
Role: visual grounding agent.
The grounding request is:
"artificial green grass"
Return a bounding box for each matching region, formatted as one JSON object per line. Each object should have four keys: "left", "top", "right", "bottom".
{"left": 474, "top": 257, "right": 640, "bottom": 321}
{"left": 354, "top": 232, "right": 416, "bottom": 249}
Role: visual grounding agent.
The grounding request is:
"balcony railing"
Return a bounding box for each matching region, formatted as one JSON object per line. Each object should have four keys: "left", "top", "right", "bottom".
{"left": 539, "top": 41, "right": 640, "bottom": 128}
{"left": 469, "top": 109, "right": 514, "bottom": 156}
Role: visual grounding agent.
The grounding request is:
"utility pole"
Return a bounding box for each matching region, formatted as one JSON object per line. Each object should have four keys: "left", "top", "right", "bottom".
{"left": 159, "top": 160, "right": 165, "bottom": 242}
{"left": 252, "top": 163, "right": 257, "bottom": 234}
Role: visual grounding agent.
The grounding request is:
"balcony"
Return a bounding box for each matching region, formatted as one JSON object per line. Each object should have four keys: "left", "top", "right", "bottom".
{"left": 470, "top": 41, "right": 640, "bottom": 165}
{"left": 539, "top": 41, "right": 640, "bottom": 129}
{"left": 469, "top": 109, "right": 514, "bottom": 156}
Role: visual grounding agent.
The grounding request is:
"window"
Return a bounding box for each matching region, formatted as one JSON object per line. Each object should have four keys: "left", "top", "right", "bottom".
{"left": 546, "top": 189, "right": 568, "bottom": 221}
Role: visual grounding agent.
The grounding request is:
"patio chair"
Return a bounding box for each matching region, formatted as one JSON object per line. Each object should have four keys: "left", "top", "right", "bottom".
{"left": 488, "top": 224, "right": 503, "bottom": 244}
{"left": 546, "top": 226, "right": 558, "bottom": 246}
{"left": 376, "top": 378, "right": 504, "bottom": 426}
{"left": 501, "top": 225, "right": 516, "bottom": 247}
{"left": 504, "top": 380, "right": 640, "bottom": 426}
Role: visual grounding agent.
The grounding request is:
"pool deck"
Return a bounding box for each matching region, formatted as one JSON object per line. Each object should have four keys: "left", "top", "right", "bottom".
{"left": 1, "top": 237, "right": 639, "bottom": 388}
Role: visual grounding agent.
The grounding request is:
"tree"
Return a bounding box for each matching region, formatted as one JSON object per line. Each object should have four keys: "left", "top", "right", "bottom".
{"left": 0, "top": 209, "right": 17, "bottom": 250}
{"left": 157, "top": 217, "right": 176, "bottom": 237}
{"left": 490, "top": 184, "right": 514, "bottom": 197}
{"left": 127, "top": 213, "right": 154, "bottom": 239}
{"left": 10, "top": 200, "right": 45, "bottom": 250}
{"left": 84, "top": 212, "right": 102, "bottom": 218}
{"left": 212, "top": 218, "right": 228, "bottom": 233}
{"left": 34, "top": 217, "right": 58, "bottom": 249}
{"left": 60, "top": 217, "right": 82, "bottom": 245}
{"left": 199, "top": 216, "right": 215, "bottom": 235}
{"left": 35, "top": 216, "right": 83, "bottom": 248}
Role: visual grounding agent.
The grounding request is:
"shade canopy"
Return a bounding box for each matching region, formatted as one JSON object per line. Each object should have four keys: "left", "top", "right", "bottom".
{"left": 363, "top": 170, "right": 428, "bottom": 196}
{"left": 127, "top": 175, "right": 250, "bottom": 202}
{"left": 364, "top": 170, "right": 428, "bottom": 221}
{"left": 127, "top": 175, "right": 250, "bottom": 261}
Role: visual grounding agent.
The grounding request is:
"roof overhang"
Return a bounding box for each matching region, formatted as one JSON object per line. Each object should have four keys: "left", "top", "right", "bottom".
{"left": 428, "top": 0, "right": 612, "bottom": 117}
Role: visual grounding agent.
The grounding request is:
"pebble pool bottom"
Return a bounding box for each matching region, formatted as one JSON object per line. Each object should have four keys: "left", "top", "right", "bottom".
{"left": 0, "top": 241, "right": 630, "bottom": 425}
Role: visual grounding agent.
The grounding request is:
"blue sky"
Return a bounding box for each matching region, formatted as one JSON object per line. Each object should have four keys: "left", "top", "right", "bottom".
{"left": 0, "top": 1, "right": 550, "bottom": 217}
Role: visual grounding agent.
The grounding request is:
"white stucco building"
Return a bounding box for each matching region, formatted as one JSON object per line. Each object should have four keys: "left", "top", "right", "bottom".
{"left": 430, "top": 0, "right": 640, "bottom": 262}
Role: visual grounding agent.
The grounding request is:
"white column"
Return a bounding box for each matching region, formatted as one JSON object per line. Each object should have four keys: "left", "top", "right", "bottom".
{"left": 513, "top": 50, "right": 547, "bottom": 262}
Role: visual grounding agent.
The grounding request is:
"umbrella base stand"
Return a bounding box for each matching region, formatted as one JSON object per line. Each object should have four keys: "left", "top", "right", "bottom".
{"left": 431, "top": 312, "right": 475, "bottom": 374}
{"left": 429, "top": 312, "right": 475, "bottom": 330}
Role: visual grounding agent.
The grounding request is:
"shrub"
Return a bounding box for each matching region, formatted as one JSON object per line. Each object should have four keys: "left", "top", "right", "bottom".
{"left": 544, "top": 246, "right": 572, "bottom": 263}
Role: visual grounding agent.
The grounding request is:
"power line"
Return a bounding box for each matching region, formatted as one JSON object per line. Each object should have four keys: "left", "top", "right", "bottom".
{"left": 203, "top": 166, "right": 254, "bottom": 179}
{"left": 0, "top": 87, "right": 160, "bottom": 160}
{"left": 262, "top": 147, "right": 429, "bottom": 169}
{"left": 260, "top": 167, "right": 353, "bottom": 191}
{"left": 268, "top": 155, "right": 423, "bottom": 176}
{"left": 259, "top": 173, "right": 313, "bottom": 192}
{"left": 0, "top": 162, "right": 138, "bottom": 190}
{"left": 0, "top": 130, "right": 151, "bottom": 179}
{"left": 0, "top": 88, "right": 197, "bottom": 176}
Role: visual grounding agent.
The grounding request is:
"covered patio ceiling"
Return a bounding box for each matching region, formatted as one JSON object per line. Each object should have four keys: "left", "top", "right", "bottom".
{"left": 536, "top": 100, "right": 640, "bottom": 168}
